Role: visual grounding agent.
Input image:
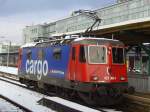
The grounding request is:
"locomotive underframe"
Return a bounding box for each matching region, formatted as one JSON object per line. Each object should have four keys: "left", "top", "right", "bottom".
{"left": 19, "top": 74, "right": 128, "bottom": 105}
{"left": 19, "top": 73, "right": 128, "bottom": 91}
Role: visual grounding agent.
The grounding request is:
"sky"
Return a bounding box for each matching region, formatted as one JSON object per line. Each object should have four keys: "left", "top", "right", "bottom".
{"left": 0, "top": 0, "right": 116, "bottom": 44}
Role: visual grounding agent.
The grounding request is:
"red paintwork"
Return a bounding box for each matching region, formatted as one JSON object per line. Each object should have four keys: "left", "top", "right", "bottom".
{"left": 67, "top": 43, "right": 127, "bottom": 84}
{"left": 18, "top": 48, "right": 22, "bottom": 69}
{"left": 67, "top": 44, "right": 87, "bottom": 82}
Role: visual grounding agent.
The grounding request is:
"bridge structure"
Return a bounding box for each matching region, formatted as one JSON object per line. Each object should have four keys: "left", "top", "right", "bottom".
{"left": 23, "top": 0, "right": 150, "bottom": 93}
{"left": 24, "top": 0, "right": 150, "bottom": 43}
{"left": 49, "top": 0, "right": 150, "bottom": 44}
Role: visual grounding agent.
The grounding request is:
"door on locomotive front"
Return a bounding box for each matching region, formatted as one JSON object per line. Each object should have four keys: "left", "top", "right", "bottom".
{"left": 69, "top": 45, "right": 77, "bottom": 81}
{"left": 69, "top": 44, "right": 87, "bottom": 82}
{"left": 109, "top": 46, "right": 127, "bottom": 83}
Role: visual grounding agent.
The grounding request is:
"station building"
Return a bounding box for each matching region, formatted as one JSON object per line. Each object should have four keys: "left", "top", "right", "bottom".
{"left": 0, "top": 42, "right": 20, "bottom": 67}
{"left": 127, "top": 47, "right": 149, "bottom": 74}
{"left": 23, "top": 24, "right": 47, "bottom": 43}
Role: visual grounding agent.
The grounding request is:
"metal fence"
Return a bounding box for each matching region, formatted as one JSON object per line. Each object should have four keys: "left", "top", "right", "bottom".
{"left": 128, "top": 73, "right": 150, "bottom": 93}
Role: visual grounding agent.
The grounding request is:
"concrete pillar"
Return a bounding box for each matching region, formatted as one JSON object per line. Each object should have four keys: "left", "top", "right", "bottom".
{"left": 148, "top": 76, "right": 150, "bottom": 93}
{"left": 148, "top": 56, "right": 150, "bottom": 75}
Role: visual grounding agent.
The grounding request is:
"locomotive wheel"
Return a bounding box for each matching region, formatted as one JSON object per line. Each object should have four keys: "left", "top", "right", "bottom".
{"left": 56, "top": 87, "right": 70, "bottom": 98}
{"left": 97, "top": 87, "right": 123, "bottom": 106}
{"left": 78, "top": 88, "right": 123, "bottom": 106}
{"left": 77, "top": 92, "right": 96, "bottom": 105}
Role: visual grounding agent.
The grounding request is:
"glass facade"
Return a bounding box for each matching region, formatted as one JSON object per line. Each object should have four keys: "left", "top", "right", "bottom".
{"left": 50, "top": 0, "right": 150, "bottom": 35}
{"left": 23, "top": 0, "right": 150, "bottom": 43}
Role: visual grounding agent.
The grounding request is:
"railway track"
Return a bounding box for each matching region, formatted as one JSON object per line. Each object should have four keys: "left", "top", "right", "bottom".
{"left": 0, "top": 95, "right": 31, "bottom": 112}
{"left": 0, "top": 97, "right": 25, "bottom": 112}
{"left": 0, "top": 71, "right": 19, "bottom": 81}
{"left": 0, "top": 75, "right": 114, "bottom": 112}
{"left": 0, "top": 72, "right": 102, "bottom": 112}
{"left": 122, "top": 94, "right": 150, "bottom": 112}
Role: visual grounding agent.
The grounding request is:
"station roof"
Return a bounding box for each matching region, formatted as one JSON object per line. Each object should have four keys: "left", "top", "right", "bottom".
{"left": 84, "top": 18, "right": 150, "bottom": 45}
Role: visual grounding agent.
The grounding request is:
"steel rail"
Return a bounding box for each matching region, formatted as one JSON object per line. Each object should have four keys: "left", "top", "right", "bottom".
{"left": 124, "top": 94, "right": 150, "bottom": 104}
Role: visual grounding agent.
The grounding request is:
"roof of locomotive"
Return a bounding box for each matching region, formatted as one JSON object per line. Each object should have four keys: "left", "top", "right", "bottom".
{"left": 21, "top": 37, "right": 124, "bottom": 48}
{"left": 72, "top": 37, "right": 124, "bottom": 45}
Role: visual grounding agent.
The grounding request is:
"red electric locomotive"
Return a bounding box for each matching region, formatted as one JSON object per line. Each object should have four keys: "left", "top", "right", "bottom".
{"left": 18, "top": 37, "right": 128, "bottom": 105}
{"left": 67, "top": 37, "right": 127, "bottom": 105}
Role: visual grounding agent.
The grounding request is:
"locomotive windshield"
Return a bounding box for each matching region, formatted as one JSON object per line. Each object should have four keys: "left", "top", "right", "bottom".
{"left": 88, "top": 46, "right": 106, "bottom": 64}
{"left": 112, "top": 47, "right": 124, "bottom": 64}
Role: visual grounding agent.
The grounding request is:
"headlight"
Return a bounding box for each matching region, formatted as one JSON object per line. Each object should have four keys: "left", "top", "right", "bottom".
{"left": 91, "top": 76, "right": 99, "bottom": 81}
{"left": 120, "top": 76, "right": 125, "bottom": 81}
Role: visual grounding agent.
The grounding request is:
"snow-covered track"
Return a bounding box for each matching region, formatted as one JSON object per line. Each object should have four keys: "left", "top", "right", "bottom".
{"left": 0, "top": 79, "right": 103, "bottom": 112}
{"left": 0, "top": 79, "right": 54, "bottom": 112}
{"left": 0, "top": 96, "right": 25, "bottom": 112}
{"left": 0, "top": 66, "right": 18, "bottom": 82}
{"left": 0, "top": 69, "right": 102, "bottom": 112}
{"left": 0, "top": 94, "right": 32, "bottom": 112}
{"left": 0, "top": 73, "right": 122, "bottom": 112}
{"left": 0, "top": 66, "right": 18, "bottom": 75}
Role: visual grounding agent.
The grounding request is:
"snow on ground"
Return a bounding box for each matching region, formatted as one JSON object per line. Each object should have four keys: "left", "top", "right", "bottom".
{"left": 0, "top": 80, "right": 55, "bottom": 112}
{"left": 45, "top": 96, "right": 122, "bottom": 112}
{"left": 101, "top": 108, "right": 122, "bottom": 112}
{"left": 45, "top": 97, "right": 100, "bottom": 112}
{"left": 0, "top": 66, "right": 17, "bottom": 75}
{"left": 0, "top": 76, "right": 26, "bottom": 86}
{"left": 0, "top": 98, "right": 23, "bottom": 112}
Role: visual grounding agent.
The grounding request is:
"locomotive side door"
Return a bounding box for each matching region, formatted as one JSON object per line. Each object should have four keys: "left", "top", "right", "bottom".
{"left": 70, "top": 46, "right": 77, "bottom": 81}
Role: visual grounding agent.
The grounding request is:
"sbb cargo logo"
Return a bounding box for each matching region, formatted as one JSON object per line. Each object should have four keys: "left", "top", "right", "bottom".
{"left": 26, "top": 59, "right": 48, "bottom": 80}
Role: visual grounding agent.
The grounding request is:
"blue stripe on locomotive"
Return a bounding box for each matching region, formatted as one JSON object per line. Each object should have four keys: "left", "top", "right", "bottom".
{"left": 20, "top": 45, "right": 71, "bottom": 79}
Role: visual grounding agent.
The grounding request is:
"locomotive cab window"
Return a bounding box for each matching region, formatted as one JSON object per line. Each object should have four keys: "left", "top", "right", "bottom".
{"left": 27, "top": 50, "right": 32, "bottom": 60}
{"left": 112, "top": 47, "right": 124, "bottom": 64}
{"left": 79, "top": 45, "right": 86, "bottom": 63}
{"left": 72, "top": 47, "right": 76, "bottom": 60}
{"left": 53, "top": 48, "right": 61, "bottom": 60}
{"left": 88, "top": 46, "right": 106, "bottom": 64}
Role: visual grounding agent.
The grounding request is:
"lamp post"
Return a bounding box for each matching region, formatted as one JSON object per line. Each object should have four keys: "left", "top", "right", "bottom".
{"left": 6, "top": 40, "right": 11, "bottom": 67}
{"left": 0, "top": 36, "right": 6, "bottom": 66}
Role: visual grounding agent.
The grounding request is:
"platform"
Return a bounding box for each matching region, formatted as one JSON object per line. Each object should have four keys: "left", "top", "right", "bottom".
{"left": 0, "top": 66, "right": 17, "bottom": 75}
{"left": 128, "top": 73, "right": 150, "bottom": 93}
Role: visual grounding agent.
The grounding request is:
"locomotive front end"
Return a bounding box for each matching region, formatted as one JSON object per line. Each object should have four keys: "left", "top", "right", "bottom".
{"left": 73, "top": 38, "right": 128, "bottom": 105}
{"left": 85, "top": 40, "right": 127, "bottom": 84}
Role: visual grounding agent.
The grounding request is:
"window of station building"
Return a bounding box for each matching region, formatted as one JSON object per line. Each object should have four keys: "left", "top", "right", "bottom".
{"left": 31, "top": 28, "right": 38, "bottom": 34}
{"left": 53, "top": 48, "right": 61, "bottom": 60}
{"left": 72, "top": 47, "right": 76, "bottom": 60}
{"left": 129, "top": 56, "right": 134, "bottom": 71}
{"left": 79, "top": 45, "right": 86, "bottom": 63}
{"left": 142, "top": 56, "right": 149, "bottom": 74}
